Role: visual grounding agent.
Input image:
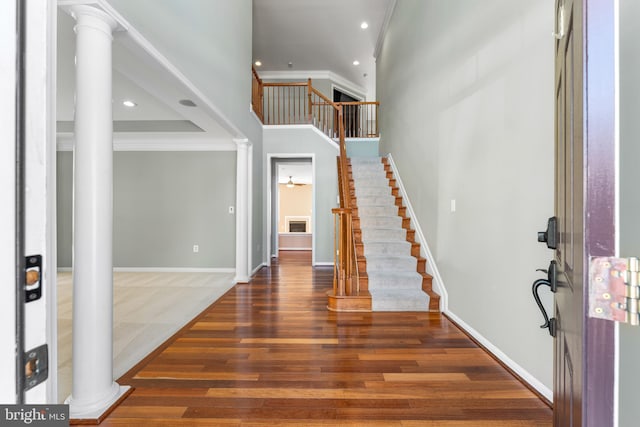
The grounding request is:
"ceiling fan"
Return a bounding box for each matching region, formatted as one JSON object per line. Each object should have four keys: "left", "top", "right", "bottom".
{"left": 285, "top": 176, "right": 305, "bottom": 188}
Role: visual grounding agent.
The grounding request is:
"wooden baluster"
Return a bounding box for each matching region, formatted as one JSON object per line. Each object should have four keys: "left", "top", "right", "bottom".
{"left": 259, "top": 80, "right": 263, "bottom": 121}
{"left": 299, "top": 86, "right": 302, "bottom": 124}
{"left": 332, "top": 209, "right": 340, "bottom": 295}
{"left": 279, "top": 86, "right": 282, "bottom": 125}
{"left": 288, "top": 86, "right": 291, "bottom": 124}
{"left": 307, "top": 79, "right": 312, "bottom": 124}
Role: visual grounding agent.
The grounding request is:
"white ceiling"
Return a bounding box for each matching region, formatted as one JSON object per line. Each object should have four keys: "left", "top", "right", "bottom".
{"left": 253, "top": 0, "right": 394, "bottom": 91}
{"left": 278, "top": 163, "right": 313, "bottom": 185}
{"left": 57, "top": 1, "right": 394, "bottom": 139}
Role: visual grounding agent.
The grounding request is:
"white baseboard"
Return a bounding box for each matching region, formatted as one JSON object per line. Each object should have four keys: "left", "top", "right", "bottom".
{"left": 313, "top": 262, "right": 333, "bottom": 267}
{"left": 252, "top": 263, "right": 267, "bottom": 276}
{"left": 113, "top": 267, "right": 235, "bottom": 273}
{"left": 386, "top": 154, "right": 448, "bottom": 311}
{"left": 58, "top": 267, "right": 235, "bottom": 274}
{"left": 445, "top": 310, "right": 553, "bottom": 402}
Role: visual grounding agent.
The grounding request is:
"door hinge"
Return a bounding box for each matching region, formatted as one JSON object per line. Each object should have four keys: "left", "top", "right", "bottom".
{"left": 23, "top": 344, "right": 48, "bottom": 391}
{"left": 589, "top": 257, "right": 640, "bottom": 325}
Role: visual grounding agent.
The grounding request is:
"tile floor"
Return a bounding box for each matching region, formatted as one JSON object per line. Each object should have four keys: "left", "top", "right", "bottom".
{"left": 56, "top": 271, "right": 236, "bottom": 402}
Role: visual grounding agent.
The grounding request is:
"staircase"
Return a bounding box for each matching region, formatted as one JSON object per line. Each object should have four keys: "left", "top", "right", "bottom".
{"left": 350, "top": 157, "right": 439, "bottom": 311}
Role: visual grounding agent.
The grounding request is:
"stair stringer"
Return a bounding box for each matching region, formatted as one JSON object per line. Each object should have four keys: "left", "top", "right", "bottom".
{"left": 385, "top": 153, "right": 448, "bottom": 312}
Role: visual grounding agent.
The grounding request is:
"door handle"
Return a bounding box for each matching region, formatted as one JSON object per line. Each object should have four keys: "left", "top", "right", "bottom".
{"left": 538, "top": 216, "right": 558, "bottom": 250}
{"left": 537, "top": 260, "right": 558, "bottom": 292}
{"left": 532, "top": 274, "right": 557, "bottom": 337}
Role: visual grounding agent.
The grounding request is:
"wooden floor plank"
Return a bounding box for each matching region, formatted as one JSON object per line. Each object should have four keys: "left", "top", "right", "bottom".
{"left": 78, "top": 251, "right": 551, "bottom": 426}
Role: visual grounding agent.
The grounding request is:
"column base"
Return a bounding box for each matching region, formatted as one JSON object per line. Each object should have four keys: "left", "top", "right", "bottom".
{"left": 66, "top": 383, "right": 132, "bottom": 422}
{"left": 235, "top": 275, "right": 251, "bottom": 284}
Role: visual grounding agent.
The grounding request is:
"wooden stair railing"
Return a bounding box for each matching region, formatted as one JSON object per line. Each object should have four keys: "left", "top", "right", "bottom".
{"left": 251, "top": 66, "right": 264, "bottom": 122}
{"left": 329, "top": 106, "right": 370, "bottom": 311}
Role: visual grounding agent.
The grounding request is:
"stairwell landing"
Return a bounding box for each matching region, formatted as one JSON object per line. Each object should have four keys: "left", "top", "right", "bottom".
{"left": 350, "top": 157, "right": 437, "bottom": 311}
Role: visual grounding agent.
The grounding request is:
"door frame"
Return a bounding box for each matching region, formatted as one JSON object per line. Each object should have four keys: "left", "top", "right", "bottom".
{"left": 27, "top": 0, "right": 59, "bottom": 403}
{"left": 266, "top": 154, "right": 316, "bottom": 266}
{"left": 0, "top": 0, "right": 58, "bottom": 403}
{"left": 553, "top": 0, "right": 617, "bottom": 424}
{"left": 581, "top": 0, "right": 617, "bottom": 423}
{"left": 0, "top": 0, "right": 19, "bottom": 404}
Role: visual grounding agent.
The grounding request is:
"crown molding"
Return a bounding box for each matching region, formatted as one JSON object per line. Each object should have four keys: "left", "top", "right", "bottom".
{"left": 56, "top": 133, "right": 237, "bottom": 152}
{"left": 374, "top": 0, "right": 397, "bottom": 60}
{"left": 257, "top": 70, "right": 366, "bottom": 98}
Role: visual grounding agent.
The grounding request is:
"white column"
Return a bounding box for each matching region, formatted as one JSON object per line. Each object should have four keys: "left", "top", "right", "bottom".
{"left": 247, "top": 144, "right": 254, "bottom": 278}
{"left": 65, "top": 5, "right": 129, "bottom": 419}
{"left": 235, "top": 139, "right": 250, "bottom": 283}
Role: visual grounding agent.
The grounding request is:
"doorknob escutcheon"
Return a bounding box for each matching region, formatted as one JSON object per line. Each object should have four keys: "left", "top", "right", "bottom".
{"left": 538, "top": 216, "right": 558, "bottom": 250}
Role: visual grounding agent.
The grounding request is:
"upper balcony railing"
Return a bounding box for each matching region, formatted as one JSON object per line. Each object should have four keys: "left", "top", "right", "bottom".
{"left": 252, "top": 67, "right": 379, "bottom": 139}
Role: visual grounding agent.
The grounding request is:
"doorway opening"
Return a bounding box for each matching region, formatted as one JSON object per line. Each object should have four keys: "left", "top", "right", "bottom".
{"left": 269, "top": 156, "right": 314, "bottom": 266}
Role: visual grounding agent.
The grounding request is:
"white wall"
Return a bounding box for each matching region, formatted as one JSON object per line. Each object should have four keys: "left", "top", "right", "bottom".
{"left": 377, "top": 0, "right": 555, "bottom": 394}
{"left": 57, "top": 151, "right": 237, "bottom": 269}
{"left": 263, "top": 127, "right": 339, "bottom": 265}
{"left": 618, "top": 1, "right": 640, "bottom": 424}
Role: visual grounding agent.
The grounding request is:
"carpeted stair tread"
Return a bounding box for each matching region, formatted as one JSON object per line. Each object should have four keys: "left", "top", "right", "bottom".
{"left": 369, "top": 289, "right": 430, "bottom": 311}
{"left": 365, "top": 254, "right": 417, "bottom": 271}
{"left": 359, "top": 215, "right": 402, "bottom": 227}
{"left": 363, "top": 240, "right": 412, "bottom": 256}
{"left": 358, "top": 205, "right": 399, "bottom": 217}
{"left": 353, "top": 186, "right": 392, "bottom": 197}
{"left": 361, "top": 227, "right": 408, "bottom": 241}
{"left": 351, "top": 157, "right": 383, "bottom": 164}
{"left": 367, "top": 270, "right": 423, "bottom": 290}
{"left": 356, "top": 195, "right": 397, "bottom": 206}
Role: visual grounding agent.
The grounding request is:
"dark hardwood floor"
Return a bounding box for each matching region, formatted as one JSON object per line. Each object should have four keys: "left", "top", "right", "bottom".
{"left": 87, "top": 250, "right": 552, "bottom": 426}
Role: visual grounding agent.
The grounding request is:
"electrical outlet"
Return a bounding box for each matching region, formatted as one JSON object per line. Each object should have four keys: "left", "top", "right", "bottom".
{"left": 229, "top": 206, "right": 235, "bottom": 214}
{"left": 193, "top": 244, "right": 199, "bottom": 253}
{"left": 450, "top": 199, "right": 456, "bottom": 213}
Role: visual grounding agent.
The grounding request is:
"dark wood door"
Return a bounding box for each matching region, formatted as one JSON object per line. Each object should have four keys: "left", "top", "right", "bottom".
{"left": 553, "top": 0, "right": 616, "bottom": 425}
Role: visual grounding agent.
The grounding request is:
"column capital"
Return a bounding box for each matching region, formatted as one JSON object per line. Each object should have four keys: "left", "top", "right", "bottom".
{"left": 59, "top": 1, "right": 127, "bottom": 33}
{"left": 233, "top": 138, "right": 251, "bottom": 149}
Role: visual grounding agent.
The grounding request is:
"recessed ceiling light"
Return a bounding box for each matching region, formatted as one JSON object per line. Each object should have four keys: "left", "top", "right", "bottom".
{"left": 122, "top": 100, "right": 137, "bottom": 107}
{"left": 353, "top": 60, "right": 360, "bottom": 66}
{"left": 254, "top": 60, "right": 262, "bottom": 67}
{"left": 360, "top": 22, "right": 369, "bottom": 29}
